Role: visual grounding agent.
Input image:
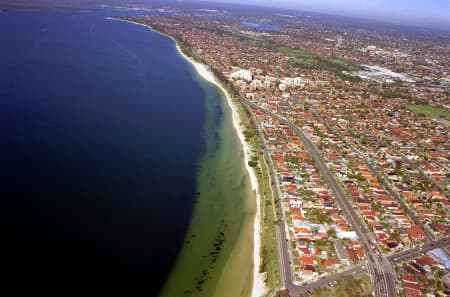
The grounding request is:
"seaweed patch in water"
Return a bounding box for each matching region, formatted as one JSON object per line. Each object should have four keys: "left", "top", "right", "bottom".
{"left": 189, "top": 223, "right": 228, "bottom": 292}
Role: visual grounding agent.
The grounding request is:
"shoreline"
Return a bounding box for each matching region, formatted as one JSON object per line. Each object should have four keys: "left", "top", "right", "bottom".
{"left": 174, "top": 41, "right": 267, "bottom": 297}
{"left": 174, "top": 42, "right": 266, "bottom": 297}
{"left": 173, "top": 40, "right": 267, "bottom": 297}
{"left": 107, "top": 17, "right": 267, "bottom": 297}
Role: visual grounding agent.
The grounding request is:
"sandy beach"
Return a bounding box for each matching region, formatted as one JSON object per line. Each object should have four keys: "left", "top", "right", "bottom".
{"left": 107, "top": 17, "right": 267, "bottom": 297}
{"left": 173, "top": 44, "right": 267, "bottom": 297}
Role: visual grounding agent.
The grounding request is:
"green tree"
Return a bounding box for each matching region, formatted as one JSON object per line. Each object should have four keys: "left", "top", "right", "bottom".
{"left": 327, "top": 229, "right": 337, "bottom": 238}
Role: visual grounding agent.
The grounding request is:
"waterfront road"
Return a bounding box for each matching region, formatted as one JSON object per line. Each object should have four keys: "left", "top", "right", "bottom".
{"left": 242, "top": 104, "right": 289, "bottom": 289}
{"left": 243, "top": 102, "right": 294, "bottom": 290}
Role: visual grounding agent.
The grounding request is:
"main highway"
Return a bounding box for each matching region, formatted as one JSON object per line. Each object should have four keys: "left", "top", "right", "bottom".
{"left": 239, "top": 97, "right": 397, "bottom": 296}
{"left": 312, "top": 109, "right": 450, "bottom": 261}
{"left": 232, "top": 88, "right": 450, "bottom": 297}
{"left": 311, "top": 111, "right": 437, "bottom": 243}
{"left": 269, "top": 236, "right": 450, "bottom": 296}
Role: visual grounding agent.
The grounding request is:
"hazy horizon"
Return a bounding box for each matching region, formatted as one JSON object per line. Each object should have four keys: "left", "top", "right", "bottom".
{"left": 206, "top": 0, "right": 450, "bottom": 29}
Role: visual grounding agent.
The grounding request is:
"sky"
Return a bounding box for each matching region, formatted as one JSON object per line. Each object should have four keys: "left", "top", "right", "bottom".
{"left": 208, "top": 0, "right": 450, "bottom": 29}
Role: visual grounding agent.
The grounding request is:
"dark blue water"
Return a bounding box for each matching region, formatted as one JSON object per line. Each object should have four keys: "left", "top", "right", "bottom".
{"left": 194, "top": 14, "right": 278, "bottom": 30}
{"left": 0, "top": 8, "right": 206, "bottom": 295}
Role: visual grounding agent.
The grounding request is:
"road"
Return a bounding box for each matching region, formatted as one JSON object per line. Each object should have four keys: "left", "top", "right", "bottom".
{"left": 313, "top": 113, "right": 436, "bottom": 242}
{"left": 247, "top": 97, "right": 450, "bottom": 295}
{"left": 312, "top": 111, "right": 449, "bottom": 261}
{"left": 241, "top": 104, "right": 289, "bottom": 288}
{"left": 365, "top": 127, "right": 448, "bottom": 194}
{"left": 388, "top": 236, "right": 450, "bottom": 264}
{"left": 288, "top": 265, "right": 366, "bottom": 295}
{"left": 243, "top": 104, "right": 294, "bottom": 289}
{"left": 240, "top": 98, "right": 397, "bottom": 296}
{"left": 280, "top": 236, "right": 450, "bottom": 295}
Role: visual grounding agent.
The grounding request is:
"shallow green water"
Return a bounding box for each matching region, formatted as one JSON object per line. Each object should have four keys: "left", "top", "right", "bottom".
{"left": 158, "top": 56, "right": 256, "bottom": 297}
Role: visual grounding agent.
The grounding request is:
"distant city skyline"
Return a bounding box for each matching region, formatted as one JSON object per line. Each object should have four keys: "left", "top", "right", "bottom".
{"left": 208, "top": 0, "right": 450, "bottom": 29}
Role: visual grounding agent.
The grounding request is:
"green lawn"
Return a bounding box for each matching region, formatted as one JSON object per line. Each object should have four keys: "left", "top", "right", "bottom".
{"left": 231, "top": 95, "right": 281, "bottom": 297}
{"left": 406, "top": 105, "right": 450, "bottom": 126}
{"left": 231, "top": 31, "right": 359, "bottom": 74}
{"left": 298, "top": 274, "right": 373, "bottom": 297}
{"left": 276, "top": 46, "right": 360, "bottom": 73}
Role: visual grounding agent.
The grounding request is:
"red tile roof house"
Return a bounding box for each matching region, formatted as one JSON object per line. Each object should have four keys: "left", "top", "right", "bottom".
{"left": 298, "top": 247, "right": 310, "bottom": 255}
{"left": 299, "top": 256, "right": 315, "bottom": 266}
{"left": 294, "top": 228, "right": 311, "bottom": 238}
{"left": 346, "top": 248, "right": 358, "bottom": 261}
{"left": 355, "top": 247, "right": 365, "bottom": 259}
{"left": 406, "top": 225, "right": 426, "bottom": 241}
{"left": 320, "top": 259, "right": 341, "bottom": 269}
{"left": 403, "top": 282, "right": 420, "bottom": 291}
{"left": 376, "top": 196, "right": 396, "bottom": 204}
{"left": 404, "top": 288, "right": 422, "bottom": 297}
{"left": 402, "top": 275, "right": 422, "bottom": 297}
